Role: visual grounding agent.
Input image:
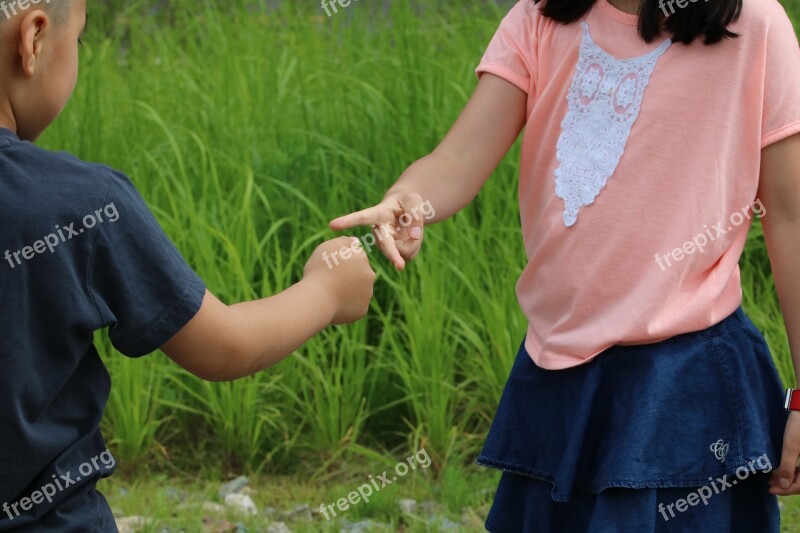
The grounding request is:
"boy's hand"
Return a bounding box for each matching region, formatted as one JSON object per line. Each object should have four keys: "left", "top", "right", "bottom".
{"left": 769, "top": 411, "right": 800, "bottom": 495}
{"left": 303, "top": 236, "right": 376, "bottom": 325}
{"left": 329, "top": 191, "right": 426, "bottom": 271}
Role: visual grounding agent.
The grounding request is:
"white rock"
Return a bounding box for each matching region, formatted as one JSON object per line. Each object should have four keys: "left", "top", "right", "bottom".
{"left": 224, "top": 493, "right": 258, "bottom": 516}
{"left": 115, "top": 516, "right": 149, "bottom": 533}
{"left": 281, "top": 503, "right": 312, "bottom": 521}
{"left": 266, "top": 522, "right": 293, "bottom": 533}
{"left": 202, "top": 501, "right": 226, "bottom": 513}
{"left": 218, "top": 475, "right": 249, "bottom": 499}
{"left": 398, "top": 498, "right": 417, "bottom": 514}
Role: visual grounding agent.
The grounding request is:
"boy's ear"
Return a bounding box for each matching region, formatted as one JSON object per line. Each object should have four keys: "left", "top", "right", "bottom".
{"left": 17, "top": 10, "right": 50, "bottom": 77}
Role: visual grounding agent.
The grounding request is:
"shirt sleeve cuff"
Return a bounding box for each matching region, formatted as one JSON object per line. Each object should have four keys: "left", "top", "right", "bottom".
{"left": 113, "top": 276, "right": 206, "bottom": 357}
{"left": 762, "top": 121, "right": 800, "bottom": 149}
{"left": 476, "top": 63, "right": 530, "bottom": 94}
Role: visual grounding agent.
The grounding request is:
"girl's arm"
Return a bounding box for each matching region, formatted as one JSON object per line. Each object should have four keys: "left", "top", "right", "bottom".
{"left": 756, "top": 133, "right": 800, "bottom": 495}
{"left": 329, "top": 73, "right": 527, "bottom": 270}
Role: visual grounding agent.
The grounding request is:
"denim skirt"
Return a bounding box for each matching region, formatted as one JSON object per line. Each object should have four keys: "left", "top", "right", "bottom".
{"left": 477, "top": 307, "right": 787, "bottom": 532}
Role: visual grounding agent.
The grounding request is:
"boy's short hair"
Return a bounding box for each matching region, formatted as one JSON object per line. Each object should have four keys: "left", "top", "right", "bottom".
{"left": 46, "top": 0, "right": 73, "bottom": 25}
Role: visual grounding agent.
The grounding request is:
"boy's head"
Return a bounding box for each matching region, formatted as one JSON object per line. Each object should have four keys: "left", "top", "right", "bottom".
{"left": 0, "top": 0, "right": 85, "bottom": 141}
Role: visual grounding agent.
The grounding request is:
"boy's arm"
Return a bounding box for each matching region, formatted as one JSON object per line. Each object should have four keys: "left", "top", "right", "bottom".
{"left": 756, "top": 133, "right": 800, "bottom": 495}
{"left": 329, "top": 74, "right": 527, "bottom": 269}
{"left": 161, "top": 237, "right": 374, "bottom": 382}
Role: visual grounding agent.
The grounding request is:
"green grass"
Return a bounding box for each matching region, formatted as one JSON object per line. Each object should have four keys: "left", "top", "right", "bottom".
{"left": 46, "top": 0, "right": 527, "bottom": 476}
{"left": 33, "top": 0, "right": 800, "bottom": 529}
{"left": 100, "top": 465, "right": 498, "bottom": 532}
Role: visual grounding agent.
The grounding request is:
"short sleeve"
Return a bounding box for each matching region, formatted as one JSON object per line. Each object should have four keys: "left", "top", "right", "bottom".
{"left": 761, "top": 4, "right": 800, "bottom": 148}
{"left": 475, "top": 0, "right": 539, "bottom": 94}
{"left": 89, "top": 169, "right": 206, "bottom": 357}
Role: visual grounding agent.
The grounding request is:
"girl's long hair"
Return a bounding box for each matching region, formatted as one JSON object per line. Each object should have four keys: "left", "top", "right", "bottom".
{"left": 535, "top": 0, "right": 743, "bottom": 44}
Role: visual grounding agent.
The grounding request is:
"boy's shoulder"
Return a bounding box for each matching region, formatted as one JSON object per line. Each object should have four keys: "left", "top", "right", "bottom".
{"left": 1, "top": 130, "right": 119, "bottom": 185}
{"left": 0, "top": 129, "right": 134, "bottom": 220}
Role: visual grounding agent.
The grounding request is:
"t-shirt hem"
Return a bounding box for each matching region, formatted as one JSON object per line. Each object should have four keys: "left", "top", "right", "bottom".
{"left": 761, "top": 121, "right": 800, "bottom": 149}
{"left": 523, "top": 299, "right": 744, "bottom": 369}
{"left": 476, "top": 64, "right": 530, "bottom": 94}
{"left": 523, "top": 327, "right": 609, "bottom": 370}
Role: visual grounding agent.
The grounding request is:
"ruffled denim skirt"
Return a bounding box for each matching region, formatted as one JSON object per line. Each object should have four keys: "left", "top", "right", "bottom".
{"left": 478, "top": 307, "right": 787, "bottom": 532}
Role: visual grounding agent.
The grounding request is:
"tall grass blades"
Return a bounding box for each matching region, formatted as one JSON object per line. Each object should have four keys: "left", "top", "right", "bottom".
{"left": 36, "top": 0, "right": 798, "bottom": 481}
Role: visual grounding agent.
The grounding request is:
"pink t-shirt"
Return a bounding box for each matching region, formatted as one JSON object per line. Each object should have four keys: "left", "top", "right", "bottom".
{"left": 476, "top": 0, "right": 800, "bottom": 369}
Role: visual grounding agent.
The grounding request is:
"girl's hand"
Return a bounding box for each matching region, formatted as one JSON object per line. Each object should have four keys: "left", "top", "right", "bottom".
{"left": 768, "top": 411, "right": 800, "bottom": 495}
{"left": 328, "top": 74, "right": 527, "bottom": 272}
{"left": 329, "top": 191, "right": 426, "bottom": 271}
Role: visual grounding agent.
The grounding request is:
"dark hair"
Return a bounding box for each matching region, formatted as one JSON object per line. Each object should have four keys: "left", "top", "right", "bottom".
{"left": 534, "top": 0, "right": 742, "bottom": 44}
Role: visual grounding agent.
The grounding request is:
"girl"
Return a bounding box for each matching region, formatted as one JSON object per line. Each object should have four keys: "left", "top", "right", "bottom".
{"left": 331, "top": 0, "right": 800, "bottom": 530}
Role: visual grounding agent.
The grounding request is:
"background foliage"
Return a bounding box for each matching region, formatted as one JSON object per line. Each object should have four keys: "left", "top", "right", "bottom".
{"left": 42, "top": 0, "right": 799, "bottom": 500}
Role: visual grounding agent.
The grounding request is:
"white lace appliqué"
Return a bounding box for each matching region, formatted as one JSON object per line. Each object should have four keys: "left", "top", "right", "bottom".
{"left": 554, "top": 22, "right": 671, "bottom": 227}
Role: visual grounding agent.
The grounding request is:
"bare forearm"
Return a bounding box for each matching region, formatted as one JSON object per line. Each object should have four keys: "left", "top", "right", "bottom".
{"left": 163, "top": 282, "right": 334, "bottom": 382}
{"left": 385, "top": 148, "right": 489, "bottom": 223}
{"left": 759, "top": 135, "right": 800, "bottom": 386}
{"left": 225, "top": 279, "right": 334, "bottom": 377}
{"left": 385, "top": 75, "right": 527, "bottom": 223}
{"left": 764, "top": 217, "right": 800, "bottom": 385}
{"left": 163, "top": 238, "right": 373, "bottom": 382}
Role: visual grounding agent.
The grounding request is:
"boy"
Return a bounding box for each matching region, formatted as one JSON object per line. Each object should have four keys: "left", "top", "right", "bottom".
{"left": 0, "top": 0, "right": 376, "bottom": 530}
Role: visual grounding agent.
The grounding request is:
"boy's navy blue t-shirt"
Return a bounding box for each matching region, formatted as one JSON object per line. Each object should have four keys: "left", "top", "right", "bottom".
{"left": 0, "top": 129, "right": 206, "bottom": 531}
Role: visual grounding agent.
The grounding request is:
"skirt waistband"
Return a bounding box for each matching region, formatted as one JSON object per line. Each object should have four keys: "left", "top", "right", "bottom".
{"left": 667, "top": 307, "right": 744, "bottom": 343}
